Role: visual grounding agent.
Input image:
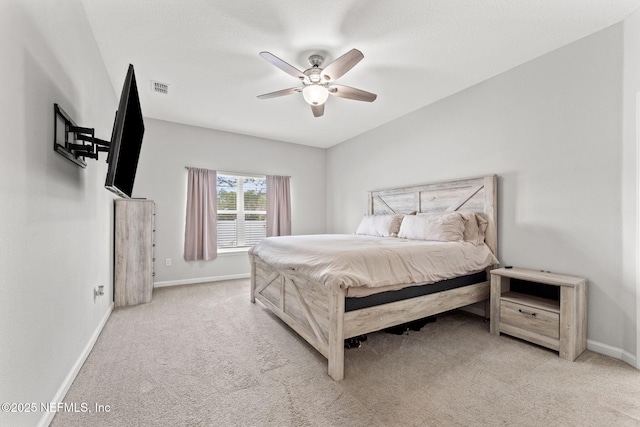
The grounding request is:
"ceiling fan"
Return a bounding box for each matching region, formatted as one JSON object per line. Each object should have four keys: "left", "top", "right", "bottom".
{"left": 257, "top": 48, "right": 377, "bottom": 117}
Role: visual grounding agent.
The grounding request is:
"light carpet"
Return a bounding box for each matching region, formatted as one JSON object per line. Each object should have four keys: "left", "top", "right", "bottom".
{"left": 52, "top": 279, "right": 640, "bottom": 426}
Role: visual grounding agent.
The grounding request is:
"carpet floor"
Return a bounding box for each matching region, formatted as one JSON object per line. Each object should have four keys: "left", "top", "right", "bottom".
{"left": 52, "top": 279, "right": 640, "bottom": 427}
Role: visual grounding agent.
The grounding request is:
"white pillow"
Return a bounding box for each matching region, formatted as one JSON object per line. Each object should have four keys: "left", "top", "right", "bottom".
{"left": 399, "top": 212, "right": 464, "bottom": 241}
{"left": 459, "top": 212, "right": 484, "bottom": 245}
{"left": 355, "top": 215, "right": 403, "bottom": 237}
{"left": 419, "top": 211, "right": 488, "bottom": 245}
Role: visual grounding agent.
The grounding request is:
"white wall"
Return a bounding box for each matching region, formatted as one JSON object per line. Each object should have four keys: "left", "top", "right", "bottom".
{"left": 0, "top": 1, "right": 118, "bottom": 426}
{"left": 327, "top": 24, "right": 637, "bottom": 361}
{"left": 623, "top": 8, "right": 640, "bottom": 368}
{"left": 133, "top": 119, "right": 326, "bottom": 285}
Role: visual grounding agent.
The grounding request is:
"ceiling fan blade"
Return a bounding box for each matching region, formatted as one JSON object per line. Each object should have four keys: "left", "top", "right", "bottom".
{"left": 311, "top": 104, "right": 324, "bottom": 117}
{"left": 328, "top": 85, "right": 377, "bottom": 102}
{"left": 257, "top": 87, "right": 301, "bottom": 100}
{"left": 320, "top": 49, "right": 364, "bottom": 82}
{"left": 259, "top": 52, "right": 307, "bottom": 82}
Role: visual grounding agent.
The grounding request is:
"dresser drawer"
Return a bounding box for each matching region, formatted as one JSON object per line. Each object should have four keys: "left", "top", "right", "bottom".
{"left": 500, "top": 299, "right": 559, "bottom": 339}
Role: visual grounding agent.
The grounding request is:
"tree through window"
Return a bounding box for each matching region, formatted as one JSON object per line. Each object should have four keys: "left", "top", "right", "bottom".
{"left": 216, "top": 174, "right": 266, "bottom": 248}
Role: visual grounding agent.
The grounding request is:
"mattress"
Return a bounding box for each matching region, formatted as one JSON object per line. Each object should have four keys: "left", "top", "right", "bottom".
{"left": 249, "top": 234, "right": 498, "bottom": 293}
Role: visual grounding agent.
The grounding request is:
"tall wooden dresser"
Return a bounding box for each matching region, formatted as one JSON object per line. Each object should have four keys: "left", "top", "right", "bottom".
{"left": 114, "top": 199, "right": 155, "bottom": 307}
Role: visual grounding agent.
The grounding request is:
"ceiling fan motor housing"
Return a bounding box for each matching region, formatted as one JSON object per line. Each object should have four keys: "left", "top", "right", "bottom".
{"left": 304, "top": 67, "right": 324, "bottom": 84}
{"left": 308, "top": 54, "right": 324, "bottom": 67}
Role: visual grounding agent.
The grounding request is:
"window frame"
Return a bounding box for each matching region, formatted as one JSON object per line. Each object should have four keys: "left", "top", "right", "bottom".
{"left": 216, "top": 172, "right": 267, "bottom": 250}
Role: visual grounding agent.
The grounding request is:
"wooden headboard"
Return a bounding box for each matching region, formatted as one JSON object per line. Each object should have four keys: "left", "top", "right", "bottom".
{"left": 368, "top": 175, "right": 498, "bottom": 256}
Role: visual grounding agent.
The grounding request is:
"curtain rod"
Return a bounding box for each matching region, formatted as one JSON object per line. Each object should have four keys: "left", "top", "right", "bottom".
{"left": 184, "top": 167, "right": 290, "bottom": 178}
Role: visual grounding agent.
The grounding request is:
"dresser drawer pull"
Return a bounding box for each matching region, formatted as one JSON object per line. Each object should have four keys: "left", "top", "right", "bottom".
{"left": 519, "top": 309, "right": 537, "bottom": 317}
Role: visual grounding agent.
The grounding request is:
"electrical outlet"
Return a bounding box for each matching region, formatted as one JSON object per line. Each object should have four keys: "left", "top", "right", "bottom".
{"left": 93, "top": 285, "right": 104, "bottom": 302}
{"left": 165, "top": 258, "right": 171, "bottom": 266}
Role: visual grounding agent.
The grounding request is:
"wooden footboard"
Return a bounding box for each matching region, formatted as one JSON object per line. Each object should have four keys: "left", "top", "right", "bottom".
{"left": 251, "top": 255, "right": 334, "bottom": 357}
{"left": 250, "top": 254, "right": 490, "bottom": 381}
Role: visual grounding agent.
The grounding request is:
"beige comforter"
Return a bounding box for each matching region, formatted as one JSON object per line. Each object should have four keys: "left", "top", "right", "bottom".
{"left": 249, "top": 234, "right": 498, "bottom": 295}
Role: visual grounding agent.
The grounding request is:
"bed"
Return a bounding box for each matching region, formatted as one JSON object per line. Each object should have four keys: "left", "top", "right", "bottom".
{"left": 249, "top": 175, "right": 498, "bottom": 380}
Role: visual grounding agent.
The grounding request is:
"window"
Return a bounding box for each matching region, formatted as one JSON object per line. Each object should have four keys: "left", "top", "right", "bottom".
{"left": 217, "top": 174, "right": 266, "bottom": 249}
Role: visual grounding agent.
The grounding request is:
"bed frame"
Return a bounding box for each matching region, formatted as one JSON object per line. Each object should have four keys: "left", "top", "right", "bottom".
{"left": 249, "top": 175, "right": 497, "bottom": 380}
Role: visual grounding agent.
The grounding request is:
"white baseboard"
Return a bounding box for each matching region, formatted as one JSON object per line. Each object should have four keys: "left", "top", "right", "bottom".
{"left": 38, "top": 303, "right": 114, "bottom": 427}
{"left": 154, "top": 273, "right": 250, "bottom": 288}
{"left": 587, "top": 339, "right": 638, "bottom": 368}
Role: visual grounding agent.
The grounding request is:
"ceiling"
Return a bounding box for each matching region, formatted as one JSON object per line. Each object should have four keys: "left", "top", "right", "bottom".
{"left": 80, "top": 0, "right": 640, "bottom": 149}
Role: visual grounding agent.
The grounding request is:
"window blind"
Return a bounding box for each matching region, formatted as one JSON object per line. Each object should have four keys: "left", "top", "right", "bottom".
{"left": 216, "top": 174, "right": 266, "bottom": 248}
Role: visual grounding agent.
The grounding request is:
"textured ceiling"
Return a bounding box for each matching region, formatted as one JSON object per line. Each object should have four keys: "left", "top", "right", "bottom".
{"left": 80, "top": 0, "right": 640, "bottom": 148}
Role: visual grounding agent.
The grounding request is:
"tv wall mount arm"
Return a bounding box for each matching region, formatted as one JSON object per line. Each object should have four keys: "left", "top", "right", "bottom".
{"left": 54, "top": 103, "right": 110, "bottom": 168}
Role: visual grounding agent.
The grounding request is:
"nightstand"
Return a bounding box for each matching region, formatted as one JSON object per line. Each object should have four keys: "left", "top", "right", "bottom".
{"left": 490, "top": 267, "right": 587, "bottom": 361}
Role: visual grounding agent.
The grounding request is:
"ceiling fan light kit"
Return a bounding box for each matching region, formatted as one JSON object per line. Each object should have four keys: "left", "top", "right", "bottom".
{"left": 258, "top": 48, "right": 377, "bottom": 117}
{"left": 302, "top": 85, "right": 329, "bottom": 105}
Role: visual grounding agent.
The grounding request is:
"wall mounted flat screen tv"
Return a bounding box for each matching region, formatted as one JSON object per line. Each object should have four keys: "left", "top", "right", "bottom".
{"left": 105, "top": 64, "right": 145, "bottom": 198}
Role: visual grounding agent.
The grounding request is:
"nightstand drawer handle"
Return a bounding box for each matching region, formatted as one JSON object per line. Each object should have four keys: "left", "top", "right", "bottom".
{"left": 519, "top": 309, "right": 537, "bottom": 317}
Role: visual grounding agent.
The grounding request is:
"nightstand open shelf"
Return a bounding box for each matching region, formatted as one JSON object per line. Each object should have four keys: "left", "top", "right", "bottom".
{"left": 490, "top": 268, "right": 587, "bottom": 361}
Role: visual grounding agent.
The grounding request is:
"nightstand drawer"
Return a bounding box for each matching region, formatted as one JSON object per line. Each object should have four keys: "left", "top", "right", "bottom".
{"left": 500, "top": 300, "right": 559, "bottom": 339}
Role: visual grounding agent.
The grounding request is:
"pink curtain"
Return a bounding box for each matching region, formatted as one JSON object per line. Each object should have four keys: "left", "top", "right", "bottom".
{"left": 266, "top": 175, "right": 291, "bottom": 237}
{"left": 184, "top": 168, "right": 217, "bottom": 261}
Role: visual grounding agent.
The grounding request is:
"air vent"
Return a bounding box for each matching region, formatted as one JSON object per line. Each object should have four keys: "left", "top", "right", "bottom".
{"left": 151, "top": 80, "right": 169, "bottom": 95}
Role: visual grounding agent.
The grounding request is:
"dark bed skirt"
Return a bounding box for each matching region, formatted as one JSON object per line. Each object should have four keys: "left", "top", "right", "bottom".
{"left": 344, "top": 270, "right": 488, "bottom": 312}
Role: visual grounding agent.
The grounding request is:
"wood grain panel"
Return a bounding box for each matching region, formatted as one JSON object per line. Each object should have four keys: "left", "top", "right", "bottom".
{"left": 288, "top": 278, "right": 328, "bottom": 346}
{"left": 259, "top": 275, "right": 283, "bottom": 307}
{"left": 500, "top": 323, "right": 560, "bottom": 351}
{"left": 252, "top": 257, "right": 330, "bottom": 348}
{"left": 500, "top": 300, "right": 559, "bottom": 339}
{"left": 560, "top": 283, "right": 587, "bottom": 362}
{"left": 369, "top": 175, "right": 497, "bottom": 256}
{"left": 279, "top": 273, "right": 330, "bottom": 314}
{"left": 328, "top": 287, "right": 346, "bottom": 381}
{"left": 489, "top": 274, "right": 505, "bottom": 335}
{"left": 255, "top": 294, "right": 329, "bottom": 359}
{"left": 343, "top": 281, "right": 490, "bottom": 338}
{"left": 114, "top": 199, "right": 154, "bottom": 307}
{"left": 491, "top": 267, "right": 586, "bottom": 287}
{"left": 372, "top": 193, "right": 418, "bottom": 214}
{"left": 420, "top": 187, "right": 479, "bottom": 212}
{"left": 281, "top": 278, "right": 323, "bottom": 344}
